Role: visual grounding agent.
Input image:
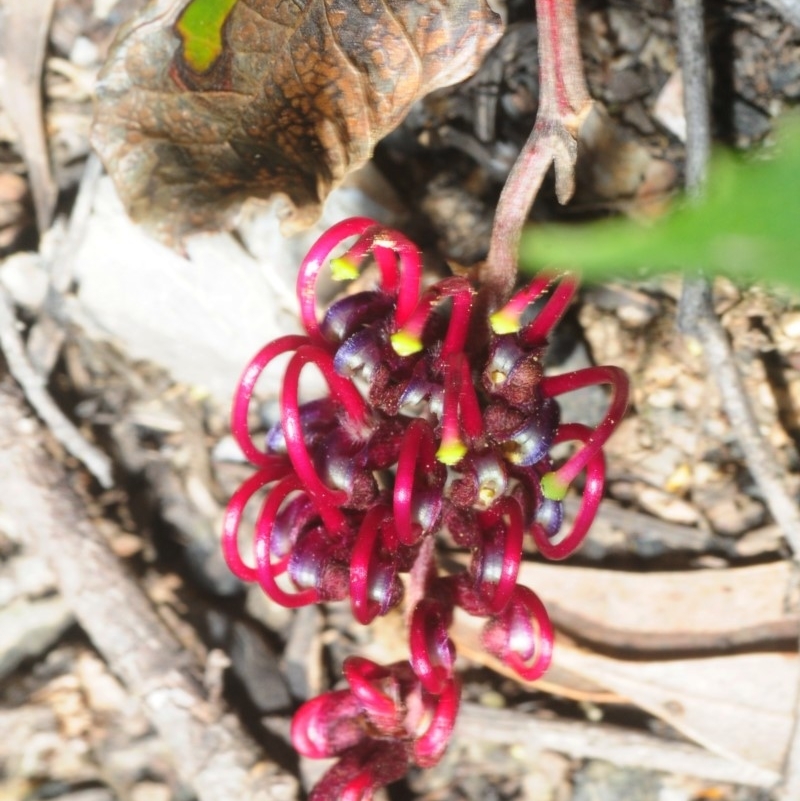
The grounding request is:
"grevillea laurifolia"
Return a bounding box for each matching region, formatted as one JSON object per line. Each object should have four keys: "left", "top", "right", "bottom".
{"left": 223, "top": 217, "right": 629, "bottom": 799}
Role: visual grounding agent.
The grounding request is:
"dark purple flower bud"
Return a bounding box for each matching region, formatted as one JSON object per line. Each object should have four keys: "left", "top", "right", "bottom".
{"left": 535, "top": 496, "right": 564, "bottom": 539}
{"left": 334, "top": 329, "right": 385, "bottom": 382}
{"left": 319, "top": 446, "right": 379, "bottom": 510}
{"left": 362, "top": 417, "right": 406, "bottom": 469}
{"left": 265, "top": 397, "right": 337, "bottom": 454}
{"left": 270, "top": 494, "right": 317, "bottom": 561}
{"left": 441, "top": 502, "right": 479, "bottom": 548}
{"left": 367, "top": 561, "right": 404, "bottom": 615}
{"left": 289, "top": 527, "right": 350, "bottom": 602}
{"left": 448, "top": 449, "right": 508, "bottom": 510}
{"left": 483, "top": 400, "right": 526, "bottom": 441}
{"left": 498, "top": 397, "right": 560, "bottom": 467}
{"left": 367, "top": 362, "right": 416, "bottom": 417}
{"left": 321, "top": 290, "right": 393, "bottom": 344}
{"left": 398, "top": 373, "right": 443, "bottom": 417}
{"left": 482, "top": 335, "right": 545, "bottom": 410}
{"left": 411, "top": 487, "right": 443, "bottom": 534}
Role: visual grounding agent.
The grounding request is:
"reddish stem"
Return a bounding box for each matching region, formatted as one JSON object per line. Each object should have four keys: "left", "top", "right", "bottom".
{"left": 482, "top": 0, "right": 591, "bottom": 308}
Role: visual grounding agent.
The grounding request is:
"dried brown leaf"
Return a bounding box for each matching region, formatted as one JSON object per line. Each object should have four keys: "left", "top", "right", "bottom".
{"left": 453, "top": 609, "right": 797, "bottom": 774}
{"left": 91, "top": 0, "right": 503, "bottom": 243}
{"left": 553, "top": 645, "right": 797, "bottom": 775}
{"left": 451, "top": 558, "right": 799, "bottom": 654}
{"left": 516, "top": 560, "right": 799, "bottom": 653}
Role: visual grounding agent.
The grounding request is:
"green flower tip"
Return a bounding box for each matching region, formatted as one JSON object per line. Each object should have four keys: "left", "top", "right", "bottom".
{"left": 489, "top": 310, "right": 521, "bottom": 335}
{"left": 436, "top": 438, "right": 467, "bottom": 467}
{"left": 330, "top": 256, "right": 359, "bottom": 281}
{"left": 390, "top": 330, "right": 423, "bottom": 357}
{"left": 540, "top": 472, "right": 568, "bottom": 502}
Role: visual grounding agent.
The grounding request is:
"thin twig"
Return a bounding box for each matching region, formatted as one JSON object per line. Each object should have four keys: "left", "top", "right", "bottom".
{"left": 26, "top": 153, "right": 104, "bottom": 377}
{"left": 674, "top": 0, "right": 800, "bottom": 553}
{"left": 672, "top": 2, "right": 800, "bottom": 796}
{"left": 456, "top": 703, "right": 780, "bottom": 788}
{"left": 674, "top": 0, "right": 711, "bottom": 198}
{"left": 482, "top": 0, "right": 593, "bottom": 308}
{"left": 0, "top": 285, "right": 113, "bottom": 488}
{"left": 48, "top": 153, "right": 104, "bottom": 295}
{"left": 0, "top": 383, "right": 297, "bottom": 801}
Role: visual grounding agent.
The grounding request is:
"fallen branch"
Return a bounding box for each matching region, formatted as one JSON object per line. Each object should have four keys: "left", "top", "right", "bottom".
{"left": 456, "top": 703, "right": 780, "bottom": 788}
{"left": 0, "top": 382, "right": 297, "bottom": 801}
{"left": 0, "top": 285, "right": 113, "bottom": 488}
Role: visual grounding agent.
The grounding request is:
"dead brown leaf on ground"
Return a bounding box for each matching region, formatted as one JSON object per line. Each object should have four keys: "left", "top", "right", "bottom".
{"left": 91, "top": 0, "right": 502, "bottom": 243}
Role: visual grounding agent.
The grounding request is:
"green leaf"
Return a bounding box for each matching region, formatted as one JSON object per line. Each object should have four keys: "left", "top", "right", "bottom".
{"left": 175, "top": 0, "right": 239, "bottom": 74}
{"left": 519, "top": 116, "right": 800, "bottom": 292}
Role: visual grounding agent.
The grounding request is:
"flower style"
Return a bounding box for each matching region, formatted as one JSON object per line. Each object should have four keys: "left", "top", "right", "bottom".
{"left": 222, "top": 217, "right": 629, "bottom": 799}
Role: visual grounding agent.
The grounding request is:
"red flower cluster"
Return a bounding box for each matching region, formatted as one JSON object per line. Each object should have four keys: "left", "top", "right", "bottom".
{"left": 222, "top": 218, "right": 628, "bottom": 799}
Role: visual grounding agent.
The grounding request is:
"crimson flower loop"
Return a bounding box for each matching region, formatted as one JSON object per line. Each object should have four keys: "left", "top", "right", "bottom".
{"left": 223, "top": 218, "right": 629, "bottom": 798}
{"left": 482, "top": 585, "right": 554, "bottom": 682}
{"left": 230, "top": 334, "right": 309, "bottom": 467}
{"left": 530, "top": 422, "right": 606, "bottom": 560}
{"left": 349, "top": 506, "right": 402, "bottom": 624}
{"left": 411, "top": 677, "right": 460, "bottom": 768}
{"left": 394, "top": 418, "right": 442, "bottom": 546}
{"left": 474, "top": 497, "right": 524, "bottom": 614}
{"left": 254, "top": 475, "right": 320, "bottom": 608}
{"left": 409, "top": 599, "right": 455, "bottom": 695}
{"left": 221, "top": 461, "right": 289, "bottom": 582}
{"left": 342, "top": 656, "right": 405, "bottom": 730}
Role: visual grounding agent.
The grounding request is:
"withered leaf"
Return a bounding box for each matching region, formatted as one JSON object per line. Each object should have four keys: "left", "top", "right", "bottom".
{"left": 91, "top": 0, "right": 503, "bottom": 243}
{"left": 553, "top": 645, "right": 796, "bottom": 775}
